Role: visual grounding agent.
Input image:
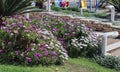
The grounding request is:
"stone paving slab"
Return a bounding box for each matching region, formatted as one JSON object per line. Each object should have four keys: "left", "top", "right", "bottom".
{"left": 107, "top": 38, "right": 120, "bottom": 45}
{"left": 108, "top": 48, "right": 120, "bottom": 56}
{"left": 107, "top": 38, "right": 120, "bottom": 56}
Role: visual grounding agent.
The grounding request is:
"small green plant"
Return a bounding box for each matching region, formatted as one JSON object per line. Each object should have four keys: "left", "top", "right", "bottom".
{"left": 67, "top": 7, "right": 79, "bottom": 12}
{"left": 95, "top": 13, "right": 108, "bottom": 18}
{"left": 95, "top": 55, "right": 120, "bottom": 70}
{"left": 51, "top": 6, "right": 61, "bottom": 11}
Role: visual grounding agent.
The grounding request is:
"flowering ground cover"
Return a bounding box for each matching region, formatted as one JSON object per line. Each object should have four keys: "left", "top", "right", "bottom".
{"left": 0, "top": 0, "right": 120, "bottom": 71}
{"left": 0, "top": 12, "right": 102, "bottom": 66}
{"left": 0, "top": 12, "right": 120, "bottom": 71}
{"left": 30, "top": 13, "right": 101, "bottom": 58}
{"left": 0, "top": 15, "right": 68, "bottom": 65}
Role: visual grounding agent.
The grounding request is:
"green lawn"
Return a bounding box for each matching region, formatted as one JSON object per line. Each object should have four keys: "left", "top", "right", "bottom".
{"left": 0, "top": 57, "right": 119, "bottom": 72}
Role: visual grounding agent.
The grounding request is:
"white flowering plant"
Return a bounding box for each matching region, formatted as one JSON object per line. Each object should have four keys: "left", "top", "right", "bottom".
{"left": 36, "top": 13, "right": 102, "bottom": 58}
{"left": 67, "top": 24, "right": 101, "bottom": 57}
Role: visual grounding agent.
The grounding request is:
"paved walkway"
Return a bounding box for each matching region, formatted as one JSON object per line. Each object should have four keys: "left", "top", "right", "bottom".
{"left": 108, "top": 48, "right": 120, "bottom": 56}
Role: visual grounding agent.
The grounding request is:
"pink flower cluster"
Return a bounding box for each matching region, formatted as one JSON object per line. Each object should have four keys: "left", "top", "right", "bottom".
{"left": 0, "top": 15, "right": 68, "bottom": 65}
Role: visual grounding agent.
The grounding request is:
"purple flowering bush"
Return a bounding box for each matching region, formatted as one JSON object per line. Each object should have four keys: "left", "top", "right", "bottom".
{"left": 0, "top": 16, "right": 68, "bottom": 65}
{"left": 35, "top": 13, "right": 101, "bottom": 58}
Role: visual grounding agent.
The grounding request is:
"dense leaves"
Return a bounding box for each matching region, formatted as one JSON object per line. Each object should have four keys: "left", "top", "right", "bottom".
{"left": 34, "top": 13, "right": 101, "bottom": 58}
{"left": 0, "top": 16, "right": 68, "bottom": 65}
{"left": 109, "top": 0, "right": 120, "bottom": 12}
{"left": 0, "top": 0, "right": 41, "bottom": 17}
{"left": 95, "top": 55, "right": 120, "bottom": 70}
{"left": 99, "top": 0, "right": 120, "bottom": 12}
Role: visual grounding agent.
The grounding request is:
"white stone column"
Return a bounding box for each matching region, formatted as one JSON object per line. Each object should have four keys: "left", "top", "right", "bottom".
{"left": 48, "top": 0, "right": 51, "bottom": 12}
{"left": 102, "top": 34, "right": 107, "bottom": 55}
{"left": 25, "top": 13, "right": 29, "bottom": 19}
{"left": 102, "top": 31, "right": 119, "bottom": 55}
{"left": 24, "top": 1, "right": 35, "bottom": 19}
{"left": 111, "top": 6, "right": 115, "bottom": 22}
{"left": 106, "top": 5, "right": 115, "bottom": 22}
{"left": 80, "top": 8, "right": 83, "bottom": 15}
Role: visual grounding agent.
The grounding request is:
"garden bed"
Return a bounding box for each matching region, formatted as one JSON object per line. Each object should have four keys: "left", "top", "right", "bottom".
{"left": 29, "top": 12, "right": 120, "bottom": 35}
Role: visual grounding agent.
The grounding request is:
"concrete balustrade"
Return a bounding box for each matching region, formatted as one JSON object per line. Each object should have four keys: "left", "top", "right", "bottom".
{"left": 102, "top": 31, "right": 119, "bottom": 55}
{"left": 106, "top": 5, "right": 115, "bottom": 22}
{"left": 47, "top": 0, "right": 51, "bottom": 12}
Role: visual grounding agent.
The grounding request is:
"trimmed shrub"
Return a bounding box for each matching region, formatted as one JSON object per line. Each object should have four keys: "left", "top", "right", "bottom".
{"left": 95, "top": 55, "right": 120, "bottom": 70}
{"left": 0, "top": 16, "right": 68, "bottom": 65}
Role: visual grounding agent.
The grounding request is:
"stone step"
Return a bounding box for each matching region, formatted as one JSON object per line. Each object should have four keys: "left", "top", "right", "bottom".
{"left": 107, "top": 41, "right": 120, "bottom": 52}
{"left": 107, "top": 38, "right": 120, "bottom": 45}
{"left": 107, "top": 38, "right": 120, "bottom": 56}
{"left": 107, "top": 47, "right": 120, "bottom": 56}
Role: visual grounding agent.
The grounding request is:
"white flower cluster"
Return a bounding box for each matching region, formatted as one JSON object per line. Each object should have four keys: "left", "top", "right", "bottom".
{"left": 71, "top": 37, "right": 88, "bottom": 49}
{"left": 71, "top": 24, "right": 100, "bottom": 49}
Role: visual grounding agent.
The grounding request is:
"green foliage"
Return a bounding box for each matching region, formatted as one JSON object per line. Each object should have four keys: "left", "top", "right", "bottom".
{"left": 0, "top": 0, "right": 42, "bottom": 17}
{"left": 36, "top": 0, "right": 45, "bottom": 2}
{"left": 95, "top": 13, "right": 108, "bottom": 18}
{"left": 51, "top": 6, "right": 61, "bottom": 11}
{"left": 100, "top": 0, "right": 120, "bottom": 12}
{"left": 51, "top": 6, "right": 79, "bottom": 12}
{"left": 67, "top": 7, "right": 79, "bottom": 12}
{"left": 95, "top": 55, "right": 120, "bottom": 70}
{"left": 0, "top": 15, "right": 68, "bottom": 66}
{"left": 0, "top": 58, "right": 96, "bottom": 72}
{"left": 66, "top": 24, "right": 101, "bottom": 58}
{"left": 0, "top": 57, "right": 118, "bottom": 72}
{"left": 69, "top": 57, "right": 119, "bottom": 72}
{"left": 38, "top": 14, "right": 101, "bottom": 58}
{"left": 109, "top": 0, "right": 120, "bottom": 12}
